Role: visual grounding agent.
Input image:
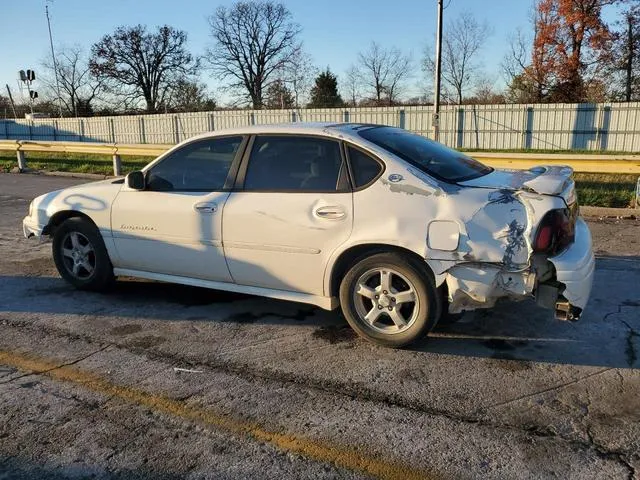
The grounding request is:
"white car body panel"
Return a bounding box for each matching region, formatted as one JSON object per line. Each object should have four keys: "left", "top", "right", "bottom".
{"left": 222, "top": 191, "right": 353, "bottom": 295}
{"left": 23, "top": 122, "right": 594, "bottom": 318}
{"left": 111, "top": 187, "right": 232, "bottom": 282}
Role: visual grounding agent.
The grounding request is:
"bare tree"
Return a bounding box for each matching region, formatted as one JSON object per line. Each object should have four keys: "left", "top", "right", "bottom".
{"left": 356, "top": 42, "right": 412, "bottom": 105}
{"left": 343, "top": 65, "right": 362, "bottom": 106}
{"left": 281, "top": 50, "right": 316, "bottom": 108}
{"left": 424, "top": 12, "right": 492, "bottom": 104}
{"left": 609, "top": 4, "right": 640, "bottom": 101}
{"left": 41, "top": 45, "right": 103, "bottom": 116}
{"left": 205, "top": 0, "right": 302, "bottom": 109}
{"left": 89, "top": 25, "right": 197, "bottom": 113}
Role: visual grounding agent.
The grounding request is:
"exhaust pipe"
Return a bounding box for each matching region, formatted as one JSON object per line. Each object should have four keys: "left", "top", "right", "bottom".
{"left": 555, "top": 297, "right": 581, "bottom": 321}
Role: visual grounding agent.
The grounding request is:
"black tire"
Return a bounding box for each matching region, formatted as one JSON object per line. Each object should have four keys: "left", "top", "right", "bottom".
{"left": 339, "top": 252, "right": 442, "bottom": 348}
{"left": 52, "top": 217, "right": 114, "bottom": 291}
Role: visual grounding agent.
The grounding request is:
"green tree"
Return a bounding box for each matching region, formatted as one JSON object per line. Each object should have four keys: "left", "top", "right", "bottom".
{"left": 308, "top": 69, "right": 344, "bottom": 108}
{"left": 168, "top": 79, "right": 216, "bottom": 112}
{"left": 264, "top": 80, "right": 295, "bottom": 109}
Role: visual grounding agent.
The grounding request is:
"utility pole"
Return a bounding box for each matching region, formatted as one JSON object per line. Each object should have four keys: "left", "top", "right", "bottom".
{"left": 432, "top": 0, "right": 443, "bottom": 141}
{"left": 46, "top": 2, "right": 64, "bottom": 117}
{"left": 5, "top": 85, "right": 18, "bottom": 118}
{"left": 625, "top": 12, "right": 634, "bottom": 103}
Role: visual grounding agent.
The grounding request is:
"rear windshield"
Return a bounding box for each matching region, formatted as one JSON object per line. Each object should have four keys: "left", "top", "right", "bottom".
{"left": 358, "top": 126, "right": 492, "bottom": 182}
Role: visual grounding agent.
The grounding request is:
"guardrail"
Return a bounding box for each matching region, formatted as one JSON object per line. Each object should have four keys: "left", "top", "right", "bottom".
{"left": 1, "top": 139, "right": 640, "bottom": 177}
{"left": 0, "top": 140, "right": 170, "bottom": 176}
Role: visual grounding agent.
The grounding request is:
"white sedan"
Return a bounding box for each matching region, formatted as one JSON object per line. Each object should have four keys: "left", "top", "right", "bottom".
{"left": 23, "top": 123, "right": 595, "bottom": 347}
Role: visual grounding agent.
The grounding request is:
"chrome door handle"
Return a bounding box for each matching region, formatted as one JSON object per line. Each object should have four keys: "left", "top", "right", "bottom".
{"left": 315, "top": 206, "right": 346, "bottom": 220}
{"left": 194, "top": 202, "right": 217, "bottom": 213}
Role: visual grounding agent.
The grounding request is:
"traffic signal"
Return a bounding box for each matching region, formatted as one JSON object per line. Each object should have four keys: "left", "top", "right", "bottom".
{"left": 29, "top": 90, "right": 38, "bottom": 99}
{"left": 26, "top": 70, "right": 35, "bottom": 81}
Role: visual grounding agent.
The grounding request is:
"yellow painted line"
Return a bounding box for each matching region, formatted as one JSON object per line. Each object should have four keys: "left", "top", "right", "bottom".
{"left": 0, "top": 349, "right": 433, "bottom": 480}
{"left": 476, "top": 157, "right": 640, "bottom": 174}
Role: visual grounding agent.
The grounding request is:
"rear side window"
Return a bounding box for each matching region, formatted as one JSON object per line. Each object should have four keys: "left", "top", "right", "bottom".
{"left": 147, "top": 136, "right": 243, "bottom": 191}
{"left": 244, "top": 136, "right": 343, "bottom": 191}
{"left": 348, "top": 147, "right": 383, "bottom": 188}
{"left": 358, "top": 126, "right": 491, "bottom": 182}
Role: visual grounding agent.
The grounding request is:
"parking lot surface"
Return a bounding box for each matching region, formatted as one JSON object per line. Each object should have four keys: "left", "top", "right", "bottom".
{"left": 1, "top": 173, "right": 639, "bottom": 479}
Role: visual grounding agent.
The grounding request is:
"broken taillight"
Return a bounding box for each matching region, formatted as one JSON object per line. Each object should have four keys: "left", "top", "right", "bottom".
{"left": 533, "top": 209, "right": 575, "bottom": 255}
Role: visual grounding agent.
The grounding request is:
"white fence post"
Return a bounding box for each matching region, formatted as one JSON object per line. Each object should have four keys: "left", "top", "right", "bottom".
{"left": 139, "top": 116, "right": 146, "bottom": 144}
{"left": 173, "top": 115, "right": 180, "bottom": 143}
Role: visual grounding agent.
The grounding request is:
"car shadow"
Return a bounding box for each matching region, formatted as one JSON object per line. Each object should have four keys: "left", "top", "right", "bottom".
{"left": 1, "top": 256, "right": 639, "bottom": 370}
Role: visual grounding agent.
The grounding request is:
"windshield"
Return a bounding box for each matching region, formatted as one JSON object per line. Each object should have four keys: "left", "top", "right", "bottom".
{"left": 358, "top": 126, "right": 492, "bottom": 182}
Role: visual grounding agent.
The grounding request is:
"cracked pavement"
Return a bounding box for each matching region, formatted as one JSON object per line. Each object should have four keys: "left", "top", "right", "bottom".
{"left": 0, "top": 173, "right": 639, "bottom": 479}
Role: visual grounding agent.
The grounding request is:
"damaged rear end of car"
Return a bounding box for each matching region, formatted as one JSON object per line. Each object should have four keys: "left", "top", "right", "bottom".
{"left": 445, "top": 165, "right": 595, "bottom": 321}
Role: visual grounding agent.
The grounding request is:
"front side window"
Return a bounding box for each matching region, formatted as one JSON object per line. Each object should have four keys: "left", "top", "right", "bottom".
{"left": 358, "top": 126, "right": 492, "bottom": 182}
{"left": 244, "top": 136, "right": 343, "bottom": 191}
{"left": 146, "top": 136, "right": 243, "bottom": 191}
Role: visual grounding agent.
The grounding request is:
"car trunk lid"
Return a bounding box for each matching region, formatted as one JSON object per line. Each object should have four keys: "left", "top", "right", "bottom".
{"left": 459, "top": 165, "right": 577, "bottom": 206}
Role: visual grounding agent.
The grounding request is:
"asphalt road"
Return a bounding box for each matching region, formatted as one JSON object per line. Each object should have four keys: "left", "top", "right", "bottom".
{"left": 1, "top": 173, "right": 639, "bottom": 479}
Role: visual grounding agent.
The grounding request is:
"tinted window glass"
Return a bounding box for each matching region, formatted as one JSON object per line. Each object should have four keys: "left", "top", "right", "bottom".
{"left": 358, "top": 127, "right": 492, "bottom": 182}
{"left": 348, "top": 147, "right": 382, "bottom": 187}
{"left": 244, "top": 136, "right": 342, "bottom": 191}
{"left": 147, "top": 136, "right": 243, "bottom": 191}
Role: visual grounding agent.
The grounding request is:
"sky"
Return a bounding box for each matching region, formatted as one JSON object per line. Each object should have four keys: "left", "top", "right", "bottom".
{"left": 0, "top": 0, "right": 626, "bottom": 105}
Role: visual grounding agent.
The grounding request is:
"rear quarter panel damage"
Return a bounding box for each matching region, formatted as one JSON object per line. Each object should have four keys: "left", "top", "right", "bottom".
{"left": 331, "top": 159, "right": 567, "bottom": 314}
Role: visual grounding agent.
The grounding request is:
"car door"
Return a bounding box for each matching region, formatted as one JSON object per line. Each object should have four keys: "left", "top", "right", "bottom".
{"left": 222, "top": 134, "right": 353, "bottom": 296}
{"left": 111, "top": 135, "right": 246, "bottom": 282}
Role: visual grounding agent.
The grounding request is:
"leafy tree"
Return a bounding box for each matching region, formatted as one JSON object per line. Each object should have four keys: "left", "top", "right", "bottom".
{"left": 206, "top": 1, "right": 302, "bottom": 109}
{"left": 532, "top": 0, "right": 621, "bottom": 102}
{"left": 308, "top": 69, "right": 344, "bottom": 108}
{"left": 90, "top": 25, "right": 197, "bottom": 113}
{"left": 167, "top": 79, "right": 216, "bottom": 112}
{"left": 264, "top": 80, "right": 295, "bottom": 108}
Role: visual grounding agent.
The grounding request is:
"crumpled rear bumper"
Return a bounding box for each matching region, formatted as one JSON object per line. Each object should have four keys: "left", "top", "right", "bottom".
{"left": 548, "top": 217, "right": 595, "bottom": 311}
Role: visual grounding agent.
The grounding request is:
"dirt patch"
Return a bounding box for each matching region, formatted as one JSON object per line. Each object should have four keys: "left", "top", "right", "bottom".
{"left": 127, "top": 335, "right": 166, "bottom": 348}
{"left": 312, "top": 325, "right": 357, "bottom": 344}
{"left": 110, "top": 324, "right": 143, "bottom": 336}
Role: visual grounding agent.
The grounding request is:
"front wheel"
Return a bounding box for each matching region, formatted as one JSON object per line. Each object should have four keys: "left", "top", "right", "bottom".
{"left": 339, "top": 252, "right": 441, "bottom": 348}
{"left": 52, "top": 217, "right": 114, "bottom": 291}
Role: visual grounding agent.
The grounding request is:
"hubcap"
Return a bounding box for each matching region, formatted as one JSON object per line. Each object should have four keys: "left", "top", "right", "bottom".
{"left": 353, "top": 268, "right": 419, "bottom": 334}
{"left": 61, "top": 231, "right": 96, "bottom": 280}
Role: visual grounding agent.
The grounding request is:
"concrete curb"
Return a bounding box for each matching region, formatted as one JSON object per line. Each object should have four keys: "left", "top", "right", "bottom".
{"left": 580, "top": 206, "right": 638, "bottom": 218}
{"left": 8, "top": 169, "right": 116, "bottom": 180}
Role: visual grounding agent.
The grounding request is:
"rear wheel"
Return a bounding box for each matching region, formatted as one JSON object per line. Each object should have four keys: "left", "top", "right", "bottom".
{"left": 52, "top": 217, "right": 114, "bottom": 291}
{"left": 339, "top": 252, "right": 441, "bottom": 347}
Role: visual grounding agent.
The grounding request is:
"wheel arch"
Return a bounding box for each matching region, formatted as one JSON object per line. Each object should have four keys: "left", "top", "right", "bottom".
{"left": 43, "top": 210, "right": 99, "bottom": 236}
{"left": 327, "top": 243, "right": 436, "bottom": 298}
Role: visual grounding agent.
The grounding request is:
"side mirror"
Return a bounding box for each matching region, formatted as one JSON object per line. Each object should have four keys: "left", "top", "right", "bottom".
{"left": 126, "top": 171, "right": 145, "bottom": 190}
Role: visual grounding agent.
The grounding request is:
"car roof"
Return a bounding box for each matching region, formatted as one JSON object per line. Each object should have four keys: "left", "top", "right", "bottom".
{"left": 183, "top": 122, "right": 381, "bottom": 143}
